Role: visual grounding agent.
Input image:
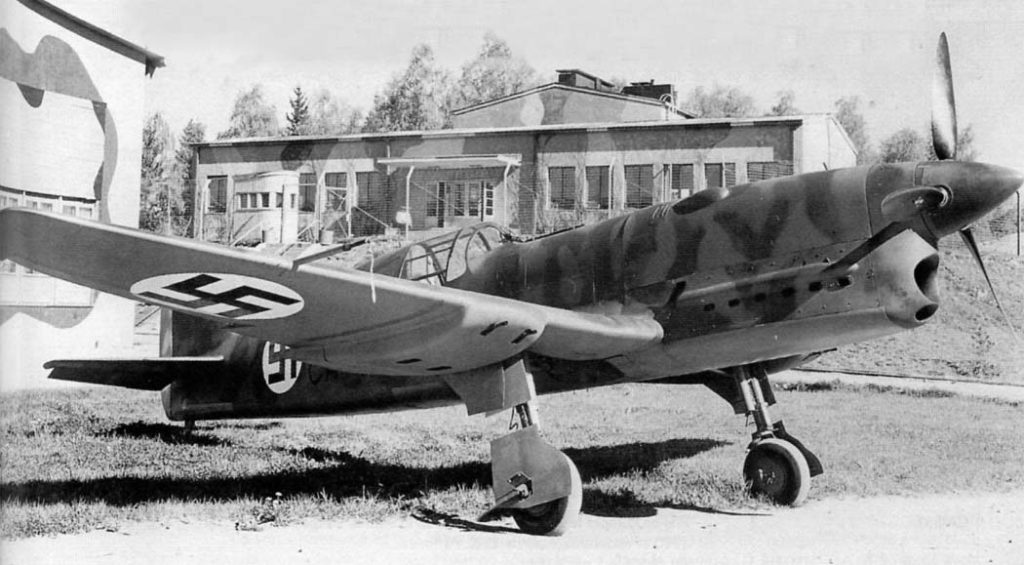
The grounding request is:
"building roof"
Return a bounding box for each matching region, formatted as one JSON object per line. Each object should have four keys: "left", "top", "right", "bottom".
{"left": 197, "top": 114, "right": 829, "bottom": 149}
{"left": 450, "top": 82, "right": 692, "bottom": 118}
{"left": 555, "top": 68, "right": 617, "bottom": 90}
{"left": 18, "top": 0, "right": 165, "bottom": 75}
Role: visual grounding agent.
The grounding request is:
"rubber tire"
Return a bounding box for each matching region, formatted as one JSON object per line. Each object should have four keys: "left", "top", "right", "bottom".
{"left": 511, "top": 454, "right": 582, "bottom": 536}
{"left": 743, "top": 437, "right": 811, "bottom": 507}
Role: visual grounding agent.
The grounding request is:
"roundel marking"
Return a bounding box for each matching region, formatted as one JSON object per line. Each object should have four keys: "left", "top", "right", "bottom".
{"left": 262, "top": 342, "right": 302, "bottom": 394}
{"left": 129, "top": 273, "right": 304, "bottom": 320}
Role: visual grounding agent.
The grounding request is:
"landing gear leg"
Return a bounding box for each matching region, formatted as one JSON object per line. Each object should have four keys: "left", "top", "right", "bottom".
{"left": 467, "top": 361, "right": 582, "bottom": 536}
{"left": 732, "top": 365, "right": 822, "bottom": 506}
{"left": 183, "top": 419, "right": 196, "bottom": 435}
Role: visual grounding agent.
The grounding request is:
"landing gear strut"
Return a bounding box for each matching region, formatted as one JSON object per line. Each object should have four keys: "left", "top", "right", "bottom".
{"left": 493, "top": 402, "right": 583, "bottom": 535}
{"left": 448, "top": 359, "right": 582, "bottom": 535}
{"left": 731, "top": 365, "right": 822, "bottom": 506}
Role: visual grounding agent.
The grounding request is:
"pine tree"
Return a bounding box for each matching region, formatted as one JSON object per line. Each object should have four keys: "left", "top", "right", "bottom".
{"left": 175, "top": 119, "right": 206, "bottom": 234}
{"left": 286, "top": 86, "right": 311, "bottom": 136}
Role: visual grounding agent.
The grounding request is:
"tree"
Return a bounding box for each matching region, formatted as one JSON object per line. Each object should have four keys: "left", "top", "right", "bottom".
{"left": 880, "top": 123, "right": 978, "bottom": 163}
{"left": 878, "top": 127, "right": 928, "bottom": 163}
{"left": 307, "top": 89, "right": 363, "bottom": 135}
{"left": 453, "top": 32, "right": 538, "bottom": 109}
{"left": 141, "top": 112, "right": 171, "bottom": 184}
{"left": 363, "top": 44, "right": 453, "bottom": 132}
{"left": 833, "top": 96, "right": 874, "bottom": 164}
{"left": 286, "top": 86, "right": 311, "bottom": 136}
{"left": 768, "top": 90, "right": 799, "bottom": 116}
{"left": 140, "top": 112, "right": 183, "bottom": 234}
{"left": 175, "top": 119, "right": 206, "bottom": 234}
{"left": 218, "top": 84, "right": 280, "bottom": 139}
{"left": 682, "top": 84, "right": 757, "bottom": 118}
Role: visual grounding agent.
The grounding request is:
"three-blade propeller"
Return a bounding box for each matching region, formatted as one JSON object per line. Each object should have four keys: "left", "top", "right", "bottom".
{"left": 932, "top": 33, "right": 1019, "bottom": 339}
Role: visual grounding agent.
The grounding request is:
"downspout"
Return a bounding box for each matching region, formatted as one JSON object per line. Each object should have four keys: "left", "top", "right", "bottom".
{"left": 502, "top": 161, "right": 513, "bottom": 228}
{"left": 404, "top": 165, "right": 415, "bottom": 240}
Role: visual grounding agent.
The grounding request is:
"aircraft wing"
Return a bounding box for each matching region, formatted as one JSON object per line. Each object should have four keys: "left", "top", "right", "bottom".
{"left": 46, "top": 357, "right": 226, "bottom": 390}
{"left": 1, "top": 208, "right": 662, "bottom": 376}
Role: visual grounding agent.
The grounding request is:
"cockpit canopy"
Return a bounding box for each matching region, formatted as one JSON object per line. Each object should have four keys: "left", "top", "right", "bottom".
{"left": 356, "top": 223, "right": 509, "bottom": 286}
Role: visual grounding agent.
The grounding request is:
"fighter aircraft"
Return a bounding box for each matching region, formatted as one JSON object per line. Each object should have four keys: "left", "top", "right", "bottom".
{"left": 1, "top": 34, "right": 1020, "bottom": 535}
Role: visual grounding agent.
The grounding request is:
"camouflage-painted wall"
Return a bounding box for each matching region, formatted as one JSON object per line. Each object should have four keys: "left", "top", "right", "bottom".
{"left": 0, "top": 0, "right": 155, "bottom": 385}
{"left": 195, "top": 115, "right": 854, "bottom": 239}
{"left": 451, "top": 84, "right": 682, "bottom": 128}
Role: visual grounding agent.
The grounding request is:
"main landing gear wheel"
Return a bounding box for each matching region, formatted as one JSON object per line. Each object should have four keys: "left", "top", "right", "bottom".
{"left": 510, "top": 453, "right": 582, "bottom": 536}
{"left": 743, "top": 438, "right": 811, "bottom": 506}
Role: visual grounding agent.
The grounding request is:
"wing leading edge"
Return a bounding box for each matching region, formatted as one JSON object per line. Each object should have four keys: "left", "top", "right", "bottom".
{"left": 2, "top": 208, "right": 662, "bottom": 376}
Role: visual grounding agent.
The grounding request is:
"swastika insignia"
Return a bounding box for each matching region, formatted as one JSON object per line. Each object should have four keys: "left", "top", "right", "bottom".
{"left": 263, "top": 342, "right": 302, "bottom": 394}
{"left": 129, "top": 273, "right": 304, "bottom": 320}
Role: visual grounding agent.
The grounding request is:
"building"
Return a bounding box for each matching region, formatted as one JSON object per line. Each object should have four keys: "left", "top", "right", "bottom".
{"left": 450, "top": 69, "right": 690, "bottom": 128}
{"left": 194, "top": 96, "right": 856, "bottom": 245}
{"left": 0, "top": 0, "right": 163, "bottom": 385}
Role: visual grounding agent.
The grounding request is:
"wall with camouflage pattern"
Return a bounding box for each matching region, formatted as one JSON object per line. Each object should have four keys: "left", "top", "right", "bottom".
{"left": 451, "top": 83, "right": 686, "bottom": 129}
{"left": 194, "top": 115, "right": 855, "bottom": 241}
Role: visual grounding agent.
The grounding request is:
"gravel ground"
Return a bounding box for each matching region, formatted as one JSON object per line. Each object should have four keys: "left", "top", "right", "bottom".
{"left": 4, "top": 490, "right": 1021, "bottom": 565}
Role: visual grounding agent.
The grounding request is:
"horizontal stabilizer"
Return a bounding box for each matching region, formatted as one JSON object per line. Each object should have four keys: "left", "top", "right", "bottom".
{"left": 45, "top": 357, "right": 225, "bottom": 390}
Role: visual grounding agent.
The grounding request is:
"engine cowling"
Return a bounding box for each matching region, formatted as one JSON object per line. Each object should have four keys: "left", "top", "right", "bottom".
{"left": 869, "top": 229, "right": 940, "bottom": 328}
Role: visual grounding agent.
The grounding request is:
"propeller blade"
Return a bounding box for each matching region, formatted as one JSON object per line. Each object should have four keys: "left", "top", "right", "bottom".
{"left": 958, "top": 227, "right": 1019, "bottom": 340}
{"left": 932, "top": 32, "right": 958, "bottom": 161}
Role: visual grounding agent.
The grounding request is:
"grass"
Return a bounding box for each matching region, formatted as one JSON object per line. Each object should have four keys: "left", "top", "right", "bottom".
{"left": 2, "top": 382, "right": 1023, "bottom": 538}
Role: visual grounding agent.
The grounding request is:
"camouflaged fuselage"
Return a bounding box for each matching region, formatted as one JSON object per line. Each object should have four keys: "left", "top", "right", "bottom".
{"left": 448, "top": 162, "right": 941, "bottom": 380}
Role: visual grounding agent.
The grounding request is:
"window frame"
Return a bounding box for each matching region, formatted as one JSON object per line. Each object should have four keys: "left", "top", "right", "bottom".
{"left": 207, "top": 176, "right": 228, "bottom": 213}
{"left": 624, "top": 164, "right": 654, "bottom": 209}
{"left": 585, "top": 165, "right": 611, "bottom": 209}
{"left": 548, "top": 166, "right": 577, "bottom": 210}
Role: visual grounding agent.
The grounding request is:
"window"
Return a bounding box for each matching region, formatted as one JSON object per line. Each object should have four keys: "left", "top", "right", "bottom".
{"left": 670, "top": 164, "right": 695, "bottom": 199}
{"left": 276, "top": 193, "right": 283, "bottom": 208}
{"left": 207, "top": 176, "right": 227, "bottom": 213}
{"left": 483, "top": 181, "right": 495, "bottom": 216}
{"left": 427, "top": 184, "right": 443, "bottom": 217}
{"left": 299, "top": 173, "right": 317, "bottom": 212}
{"left": 747, "top": 161, "right": 794, "bottom": 182}
{"left": 433, "top": 179, "right": 493, "bottom": 218}
{"left": 467, "top": 181, "right": 481, "bottom": 217}
{"left": 322, "top": 172, "right": 348, "bottom": 213}
{"left": 324, "top": 172, "right": 347, "bottom": 189}
{"left": 549, "top": 166, "right": 576, "bottom": 210}
{"left": 63, "top": 205, "right": 77, "bottom": 216}
{"left": 586, "top": 166, "right": 610, "bottom": 209}
{"left": 355, "top": 171, "right": 386, "bottom": 208}
{"left": 704, "top": 163, "right": 736, "bottom": 190}
{"left": 624, "top": 164, "right": 653, "bottom": 208}
{"left": 450, "top": 182, "right": 465, "bottom": 216}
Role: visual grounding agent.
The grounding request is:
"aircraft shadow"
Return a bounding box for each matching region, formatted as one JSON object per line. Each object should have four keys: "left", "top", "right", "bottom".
{"left": 4, "top": 436, "right": 732, "bottom": 526}
{"left": 102, "top": 422, "right": 229, "bottom": 447}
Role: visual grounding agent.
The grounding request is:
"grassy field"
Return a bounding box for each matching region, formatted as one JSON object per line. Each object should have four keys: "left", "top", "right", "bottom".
{"left": 2, "top": 381, "right": 1022, "bottom": 539}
